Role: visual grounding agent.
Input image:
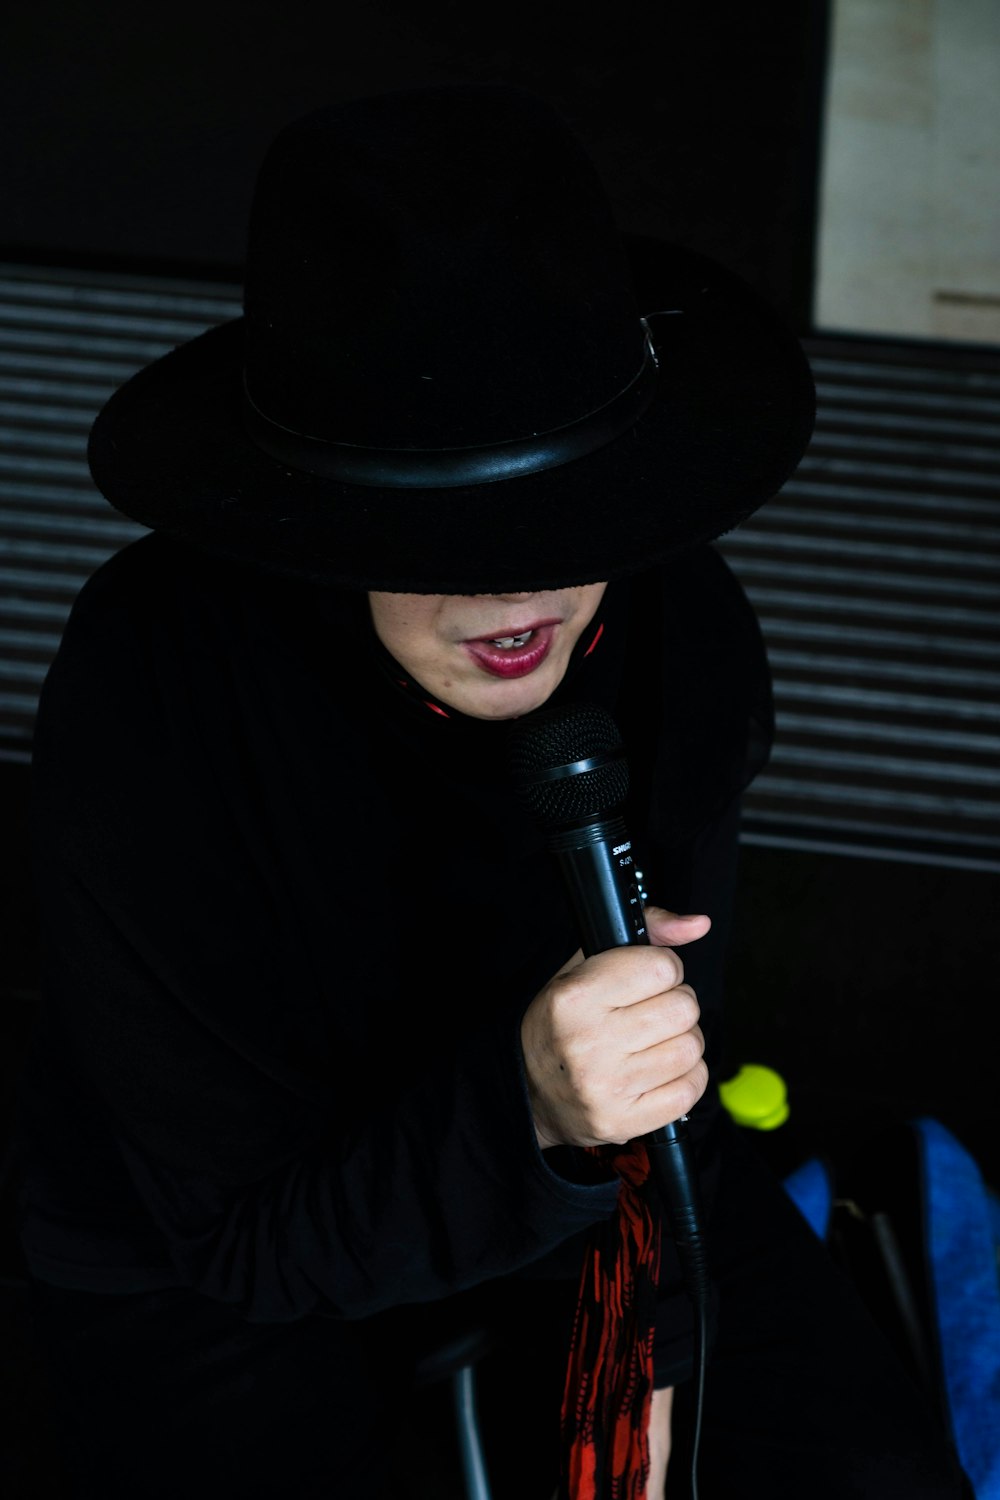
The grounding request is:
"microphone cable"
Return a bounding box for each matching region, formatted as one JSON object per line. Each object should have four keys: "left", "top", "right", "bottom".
{"left": 646, "top": 1121, "right": 709, "bottom": 1500}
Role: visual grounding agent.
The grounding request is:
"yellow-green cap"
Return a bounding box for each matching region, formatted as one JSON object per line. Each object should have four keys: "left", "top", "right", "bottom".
{"left": 719, "top": 1064, "right": 790, "bottom": 1130}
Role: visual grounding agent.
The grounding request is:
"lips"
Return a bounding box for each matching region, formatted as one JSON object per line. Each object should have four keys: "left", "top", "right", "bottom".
{"left": 463, "top": 622, "right": 557, "bottom": 679}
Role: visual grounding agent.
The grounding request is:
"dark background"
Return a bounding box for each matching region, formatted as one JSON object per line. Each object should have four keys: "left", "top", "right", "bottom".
{"left": 2, "top": 2, "right": 998, "bottom": 1492}
{"left": 2, "top": 1, "right": 829, "bottom": 326}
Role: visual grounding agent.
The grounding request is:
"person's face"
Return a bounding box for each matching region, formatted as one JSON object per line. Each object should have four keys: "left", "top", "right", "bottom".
{"left": 367, "top": 583, "right": 608, "bottom": 720}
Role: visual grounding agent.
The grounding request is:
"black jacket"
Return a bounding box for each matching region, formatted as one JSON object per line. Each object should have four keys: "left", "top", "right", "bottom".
{"left": 14, "top": 531, "right": 772, "bottom": 1385}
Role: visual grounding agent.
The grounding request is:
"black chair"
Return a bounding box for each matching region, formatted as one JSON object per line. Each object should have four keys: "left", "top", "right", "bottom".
{"left": 412, "top": 1314, "right": 497, "bottom": 1500}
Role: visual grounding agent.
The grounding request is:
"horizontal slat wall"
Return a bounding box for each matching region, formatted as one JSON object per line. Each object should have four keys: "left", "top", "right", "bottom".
{"left": 1, "top": 263, "right": 999, "bottom": 871}
{"left": 0, "top": 265, "right": 238, "bottom": 759}
{"left": 715, "top": 337, "right": 1000, "bottom": 872}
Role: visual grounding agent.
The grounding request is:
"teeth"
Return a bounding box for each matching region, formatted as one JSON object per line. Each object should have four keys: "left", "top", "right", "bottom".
{"left": 490, "top": 631, "right": 533, "bottom": 648}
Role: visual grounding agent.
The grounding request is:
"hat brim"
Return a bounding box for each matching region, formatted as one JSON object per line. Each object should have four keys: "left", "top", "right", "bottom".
{"left": 87, "top": 240, "right": 815, "bottom": 593}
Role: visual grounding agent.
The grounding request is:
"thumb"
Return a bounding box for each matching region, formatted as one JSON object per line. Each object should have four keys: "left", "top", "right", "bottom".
{"left": 644, "top": 906, "right": 712, "bottom": 946}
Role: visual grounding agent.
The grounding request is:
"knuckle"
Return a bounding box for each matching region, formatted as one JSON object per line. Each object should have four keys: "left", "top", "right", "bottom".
{"left": 548, "top": 979, "right": 594, "bottom": 1036}
{"left": 663, "top": 985, "right": 698, "bottom": 1033}
{"left": 676, "top": 985, "right": 701, "bottom": 1024}
{"left": 587, "top": 1101, "right": 620, "bottom": 1143}
{"left": 644, "top": 948, "right": 679, "bottom": 992}
{"left": 685, "top": 1061, "right": 710, "bottom": 1109}
{"left": 661, "top": 950, "right": 684, "bottom": 988}
{"left": 572, "top": 1052, "right": 599, "bottom": 1096}
{"left": 551, "top": 970, "right": 586, "bottom": 1010}
{"left": 676, "top": 1030, "right": 704, "bottom": 1072}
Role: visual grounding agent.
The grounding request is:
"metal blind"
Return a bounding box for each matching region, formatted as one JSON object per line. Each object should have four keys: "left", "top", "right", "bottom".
{"left": 719, "top": 337, "right": 1000, "bottom": 873}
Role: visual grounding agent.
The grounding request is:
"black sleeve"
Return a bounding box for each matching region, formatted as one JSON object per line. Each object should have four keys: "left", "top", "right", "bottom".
{"left": 28, "top": 850, "right": 621, "bottom": 1325}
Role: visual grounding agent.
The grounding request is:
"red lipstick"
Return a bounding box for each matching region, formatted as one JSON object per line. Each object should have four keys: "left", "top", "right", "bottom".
{"left": 463, "top": 620, "right": 558, "bottom": 679}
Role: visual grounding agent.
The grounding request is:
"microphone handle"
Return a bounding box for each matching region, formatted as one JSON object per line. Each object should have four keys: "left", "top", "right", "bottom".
{"left": 547, "top": 814, "right": 648, "bottom": 950}
{"left": 550, "top": 816, "right": 709, "bottom": 1300}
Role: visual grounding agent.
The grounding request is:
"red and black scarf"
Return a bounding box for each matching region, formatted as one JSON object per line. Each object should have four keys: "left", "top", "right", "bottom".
{"left": 559, "top": 1140, "right": 663, "bottom": 1499}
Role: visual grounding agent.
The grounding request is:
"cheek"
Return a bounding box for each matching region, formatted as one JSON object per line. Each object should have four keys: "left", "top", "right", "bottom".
{"left": 369, "top": 596, "right": 448, "bottom": 670}
{"left": 400, "top": 627, "right": 463, "bottom": 689}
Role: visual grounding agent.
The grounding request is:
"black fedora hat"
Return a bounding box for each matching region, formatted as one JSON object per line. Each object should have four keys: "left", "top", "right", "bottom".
{"left": 87, "top": 83, "right": 816, "bottom": 594}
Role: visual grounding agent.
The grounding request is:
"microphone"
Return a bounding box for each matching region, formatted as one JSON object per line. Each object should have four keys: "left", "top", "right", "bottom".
{"left": 507, "top": 698, "right": 708, "bottom": 1304}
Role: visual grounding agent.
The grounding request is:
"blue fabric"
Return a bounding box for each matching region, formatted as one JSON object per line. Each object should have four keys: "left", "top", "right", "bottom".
{"left": 782, "top": 1156, "right": 834, "bottom": 1242}
{"left": 989, "top": 1190, "right": 1000, "bottom": 1249}
{"left": 915, "top": 1117, "right": 1000, "bottom": 1498}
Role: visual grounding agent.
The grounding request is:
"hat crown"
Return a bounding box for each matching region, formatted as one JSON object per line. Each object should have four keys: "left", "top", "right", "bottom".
{"left": 243, "top": 85, "right": 646, "bottom": 450}
{"left": 87, "top": 84, "right": 816, "bottom": 594}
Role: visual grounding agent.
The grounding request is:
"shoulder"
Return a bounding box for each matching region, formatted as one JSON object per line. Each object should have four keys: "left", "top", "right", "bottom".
{"left": 659, "top": 542, "right": 762, "bottom": 643}
{"left": 44, "top": 534, "right": 204, "bottom": 686}
{"left": 33, "top": 534, "right": 280, "bottom": 792}
{"left": 628, "top": 542, "right": 768, "bottom": 689}
{"left": 56, "top": 531, "right": 247, "bottom": 645}
{"left": 623, "top": 545, "right": 772, "bottom": 844}
{"left": 34, "top": 533, "right": 361, "bottom": 779}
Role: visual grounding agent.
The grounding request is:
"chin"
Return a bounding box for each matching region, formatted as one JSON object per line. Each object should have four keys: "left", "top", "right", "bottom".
{"left": 466, "top": 678, "right": 560, "bottom": 721}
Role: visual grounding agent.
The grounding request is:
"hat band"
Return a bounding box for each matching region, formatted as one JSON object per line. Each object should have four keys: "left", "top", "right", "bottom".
{"left": 242, "top": 326, "right": 659, "bottom": 489}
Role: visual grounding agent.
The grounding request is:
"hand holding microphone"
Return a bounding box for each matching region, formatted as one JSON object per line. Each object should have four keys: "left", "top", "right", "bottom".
{"left": 520, "top": 906, "right": 710, "bottom": 1152}
{"left": 508, "top": 699, "right": 710, "bottom": 1303}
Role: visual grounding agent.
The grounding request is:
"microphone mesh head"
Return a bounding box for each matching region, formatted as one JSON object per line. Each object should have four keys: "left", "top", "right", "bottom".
{"left": 507, "top": 700, "right": 629, "bottom": 830}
